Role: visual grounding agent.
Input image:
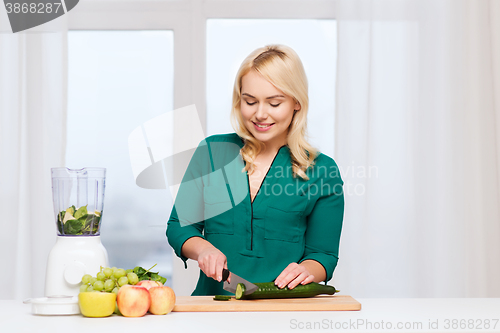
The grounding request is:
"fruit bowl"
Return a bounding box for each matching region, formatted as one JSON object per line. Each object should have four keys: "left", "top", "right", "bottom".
{"left": 78, "top": 292, "right": 116, "bottom": 317}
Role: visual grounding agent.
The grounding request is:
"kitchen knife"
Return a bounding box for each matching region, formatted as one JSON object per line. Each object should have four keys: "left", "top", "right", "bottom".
{"left": 222, "top": 268, "right": 259, "bottom": 295}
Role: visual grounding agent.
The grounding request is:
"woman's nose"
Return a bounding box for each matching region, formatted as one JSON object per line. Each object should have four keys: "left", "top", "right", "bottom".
{"left": 255, "top": 104, "right": 268, "bottom": 121}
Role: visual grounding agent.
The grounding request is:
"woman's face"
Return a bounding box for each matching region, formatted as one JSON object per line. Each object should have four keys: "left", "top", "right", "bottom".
{"left": 240, "top": 69, "right": 300, "bottom": 148}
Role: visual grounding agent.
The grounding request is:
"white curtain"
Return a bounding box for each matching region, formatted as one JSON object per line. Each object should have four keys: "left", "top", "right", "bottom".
{"left": 0, "top": 17, "right": 67, "bottom": 299}
{"left": 334, "top": 0, "right": 500, "bottom": 297}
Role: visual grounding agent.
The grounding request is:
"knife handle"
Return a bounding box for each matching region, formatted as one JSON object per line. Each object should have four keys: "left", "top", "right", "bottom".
{"left": 222, "top": 268, "right": 229, "bottom": 282}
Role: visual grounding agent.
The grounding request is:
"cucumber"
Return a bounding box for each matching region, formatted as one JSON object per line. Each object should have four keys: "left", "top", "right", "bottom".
{"left": 213, "top": 295, "right": 232, "bottom": 301}
{"left": 235, "top": 282, "right": 339, "bottom": 300}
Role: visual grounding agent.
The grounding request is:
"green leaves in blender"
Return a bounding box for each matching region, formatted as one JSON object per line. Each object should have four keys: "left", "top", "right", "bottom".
{"left": 56, "top": 204, "right": 102, "bottom": 235}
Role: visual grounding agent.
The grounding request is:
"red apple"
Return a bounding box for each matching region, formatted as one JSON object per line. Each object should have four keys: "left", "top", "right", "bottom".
{"left": 136, "top": 280, "right": 163, "bottom": 290}
{"left": 148, "top": 286, "right": 176, "bottom": 315}
{"left": 117, "top": 285, "right": 151, "bottom": 317}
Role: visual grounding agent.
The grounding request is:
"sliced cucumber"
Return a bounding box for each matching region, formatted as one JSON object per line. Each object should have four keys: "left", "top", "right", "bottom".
{"left": 235, "top": 282, "right": 338, "bottom": 300}
{"left": 235, "top": 283, "right": 246, "bottom": 299}
{"left": 213, "top": 295, "right": 232, "bottom": 301}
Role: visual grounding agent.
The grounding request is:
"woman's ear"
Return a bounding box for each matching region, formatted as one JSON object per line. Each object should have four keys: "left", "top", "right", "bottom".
{"left": 294, "top": 100, "right": 301, "bottom": 112}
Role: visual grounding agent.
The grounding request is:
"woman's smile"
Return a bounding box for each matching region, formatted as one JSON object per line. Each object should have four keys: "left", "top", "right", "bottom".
{"left": 252, "top": 121, "right": 275, "bottom": 131}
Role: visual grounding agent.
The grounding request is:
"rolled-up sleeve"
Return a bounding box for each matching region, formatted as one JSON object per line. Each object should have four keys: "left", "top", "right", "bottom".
{"left": 166, "top": 139, "right": 210, "bottom": 269}
{"left": 299, "top": 159, "right": 344, "bottom": 283}
{"left": 166, "top": 206, "right": 205, "bottom": 269}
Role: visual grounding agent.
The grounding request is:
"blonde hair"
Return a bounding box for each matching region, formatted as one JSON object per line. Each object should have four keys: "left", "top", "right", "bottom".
{"left": 230, "top": 44, "right": 319, "bottom": 180}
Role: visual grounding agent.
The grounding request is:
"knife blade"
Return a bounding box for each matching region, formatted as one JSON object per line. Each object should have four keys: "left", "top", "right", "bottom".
{"left": 222, "top": 268, "right": 259, "bottom": 295}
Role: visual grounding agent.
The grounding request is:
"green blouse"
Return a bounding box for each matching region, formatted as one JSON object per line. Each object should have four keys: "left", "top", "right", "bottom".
{"left": 166, "top": 133, "right": 344, "bottom": 296}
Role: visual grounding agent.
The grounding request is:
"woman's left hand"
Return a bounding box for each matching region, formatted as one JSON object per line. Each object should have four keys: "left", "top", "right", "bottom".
{"left": 274, "top": 262, "right": 315, "bottom": 289}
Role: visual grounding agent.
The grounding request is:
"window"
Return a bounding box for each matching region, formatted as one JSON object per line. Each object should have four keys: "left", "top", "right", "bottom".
{"left": 67, "top": 30, "right": 174, "bottom": 285}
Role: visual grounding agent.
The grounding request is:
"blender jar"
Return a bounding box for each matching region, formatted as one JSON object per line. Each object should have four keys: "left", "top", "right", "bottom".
{"left": 51, "top": 168, "right": 106, "bottom": 236}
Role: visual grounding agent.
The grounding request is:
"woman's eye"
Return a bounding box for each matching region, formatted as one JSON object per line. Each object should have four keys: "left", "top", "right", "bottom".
{"left": 270, "top": 103, "right": 281, "bottom": 108}
{"left": 246, "top": 101, "right": 257, "bottom": 106}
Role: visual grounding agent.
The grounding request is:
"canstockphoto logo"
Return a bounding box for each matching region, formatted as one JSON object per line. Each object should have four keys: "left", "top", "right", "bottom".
{"left": 4, "top": 0, "right": 79, "bottom": 33}
{"left": 128, "top": 104, "right": 248, "bottom": 227}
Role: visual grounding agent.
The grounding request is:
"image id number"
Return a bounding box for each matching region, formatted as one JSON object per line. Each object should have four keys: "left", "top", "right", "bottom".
{"left": 444, "top": 319, "right": 499, "bottom": 330}
{"left": 5, "top": 2, "right": 62, "bottom": 14}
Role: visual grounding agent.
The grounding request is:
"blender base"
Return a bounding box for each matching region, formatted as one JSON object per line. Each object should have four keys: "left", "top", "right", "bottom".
{"left": 45, "top": 235, "right": 109, "bottom": 297}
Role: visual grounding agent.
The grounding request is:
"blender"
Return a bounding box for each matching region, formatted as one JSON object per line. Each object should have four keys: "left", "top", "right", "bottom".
{"left": 44, "top": 167, "right": 109, "bottom": 297}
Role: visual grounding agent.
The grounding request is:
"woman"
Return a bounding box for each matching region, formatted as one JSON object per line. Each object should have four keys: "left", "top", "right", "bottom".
{"left": 166, "top": 44, "right": 344, "bottom": 296}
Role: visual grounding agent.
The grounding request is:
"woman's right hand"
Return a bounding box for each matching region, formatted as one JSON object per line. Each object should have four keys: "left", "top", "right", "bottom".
{"left": 181, "top": 236, "right": 231, "bottom": 283}
{"left": 197, "top": 246, "right": 230, "bottom": 283}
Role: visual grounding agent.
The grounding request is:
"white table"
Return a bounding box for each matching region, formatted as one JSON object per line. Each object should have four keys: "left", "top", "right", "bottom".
{"left": 1, "top": 298, "right": 499, "bottom": 333}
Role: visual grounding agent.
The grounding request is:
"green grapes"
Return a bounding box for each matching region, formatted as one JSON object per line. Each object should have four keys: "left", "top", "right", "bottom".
{"left": 93, "top": 280, "right": 104, "bottom": 291}
{"left": 114, "top": 303, "right": 121, "bottom": 315}
{"left": 118, "top": 276, "right": 129, "bottom": 287}
{"left": 81, "top": 274, "right": 92, "bottom": 284}
{"left": 103, "top": 268, "right": 113, "bottom": 278}
{"left": 104, "top": 279, "right": 115, "bottom": 292}
{"left": 79, "top": 266, "right": 132, "bottom": 294}
{"left": 113, "top": 269, "right": 126, "bottom": 279}
{"left": 79, "top": 264, "right": 167, "bottom": 294}
{"left": 127, "top": 272, "right": 139, "bottom": 285}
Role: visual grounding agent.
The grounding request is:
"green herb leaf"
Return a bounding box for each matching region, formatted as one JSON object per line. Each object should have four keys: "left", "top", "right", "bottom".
{"left": 57, "top": 205, "right": 102, "bottom": 235}
{"left": 64, "top": 219, "right": 84, "bottom": 235}
{"left": 57, "top": 220, "right": 63, "bottom": 234}
{"left": 149, "top": 273, "right": 161, "bottom": 282}
{"left": 58, "top": 210, "right": 66, "bottom": 223}
{"left": 130, "top": 265, "right": 167, "bottom": 283}
{"left": 74, "top": 205, "right": 88, "bottom": 219}
{"left": 133, "top": 266, "right": 146, "bottom": 276}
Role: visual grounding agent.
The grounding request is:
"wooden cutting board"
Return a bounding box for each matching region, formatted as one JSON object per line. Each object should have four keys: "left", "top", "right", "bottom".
{"left": 173, "top": 295, "right": 361, "bottom": 312}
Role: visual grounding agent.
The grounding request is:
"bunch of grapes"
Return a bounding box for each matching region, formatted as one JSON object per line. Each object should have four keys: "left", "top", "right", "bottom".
{"left": 80, "top": 267, "right": 139, "bottom": 294}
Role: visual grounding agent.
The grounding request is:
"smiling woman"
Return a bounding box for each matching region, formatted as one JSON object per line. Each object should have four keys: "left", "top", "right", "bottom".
{"left": 166, "top": 44, "right": 345, "bottom": 297}
{"left": 239, "top": 68, "right": 302, "bottom": 200}
{"left": 240, "top": 70, "right": 299, "bottom": 140}
{"left": 232, "top": 45, "right": 316, "bottom": 181}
